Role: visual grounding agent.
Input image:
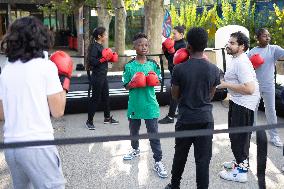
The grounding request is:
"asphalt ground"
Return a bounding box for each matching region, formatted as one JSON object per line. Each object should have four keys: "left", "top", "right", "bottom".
{"left": 0, "top": 101, "right": 284, "bottom": 189}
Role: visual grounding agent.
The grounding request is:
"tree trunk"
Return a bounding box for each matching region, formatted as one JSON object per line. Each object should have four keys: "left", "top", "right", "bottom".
{"left": 96, "top": 0, "right": 112, "bottom": 48}
{"left": 111, "top": 0, "right": 127, "bottom": 71}
{"left": 73, "top": 8, "right": 82, "bottom": 55}
{"left": 144, "top": 0, "right": 164, "bottom": 55}
{"left": 83, "top": 6, "right": 90, "bottom": 69}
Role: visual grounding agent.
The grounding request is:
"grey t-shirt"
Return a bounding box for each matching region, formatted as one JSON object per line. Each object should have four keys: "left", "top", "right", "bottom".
{"left": 248, "top": 45, "right": 284, "bottom": 92}
{"left": 224, "top": 53, "right": 260, "bottom": 111}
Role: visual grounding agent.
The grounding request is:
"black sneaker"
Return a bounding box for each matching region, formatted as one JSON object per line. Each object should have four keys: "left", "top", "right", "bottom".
{"left": 104, "top": 116, "right": 119, "bottom": 125}
{"left": 85, "top": 121, "right": 95, "bottom": 130}
{"left": 158, "top": 116, "right": 174, "bottom": 124}
{"left": 165, "top": 183, "right": 179, "bottom": 189}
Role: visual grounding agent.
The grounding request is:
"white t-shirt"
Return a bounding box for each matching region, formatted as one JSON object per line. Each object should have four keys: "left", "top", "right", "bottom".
{"left": 224, "top": 53, "right": 260, "bottom": 111}
{"left": 0, "top": 58, "right": 63, "bottom": 143}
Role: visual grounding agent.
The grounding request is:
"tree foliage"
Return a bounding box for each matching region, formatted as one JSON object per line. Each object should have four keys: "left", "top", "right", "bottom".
{"left": 170, "top": 1, "right": 217, "bottom": 46}
{"left": 267, "top": 4, "right": 284, "bottom": 47}
{"left": 216, "top": 0, "right": 255, "bottom": 45}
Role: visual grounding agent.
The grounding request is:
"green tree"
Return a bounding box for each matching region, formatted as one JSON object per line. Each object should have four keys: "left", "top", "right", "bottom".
{"left": 170, "top": 1, "right": 217, "bottom": 46}
{"left": 216, "top": 0, "right": 256, "bottom": 46}
{"left": 267, "top": 4, "right": 284, "bottom": 47}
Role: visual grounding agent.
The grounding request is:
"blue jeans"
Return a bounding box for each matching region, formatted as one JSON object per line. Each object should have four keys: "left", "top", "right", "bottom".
{"left": 128, "top": 118, "right": 162, "bottom": 162}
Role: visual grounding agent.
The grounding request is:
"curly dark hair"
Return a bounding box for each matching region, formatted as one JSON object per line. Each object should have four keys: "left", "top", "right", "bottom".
{"left": 0, "top": 16, "right": 53, "bottom": 63}
{"left": 186, "top": 27, "right": 208, "bottom": 52}
{"left": 230, "top": 31, "right": 249, "bottom": 51}
{"left": 132, "top": 32, "right": 148, "bottom": 42}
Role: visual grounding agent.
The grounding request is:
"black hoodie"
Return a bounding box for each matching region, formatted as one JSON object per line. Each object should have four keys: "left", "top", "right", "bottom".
{"left": 88, "top": 41, "right": 108, "bottom": 78}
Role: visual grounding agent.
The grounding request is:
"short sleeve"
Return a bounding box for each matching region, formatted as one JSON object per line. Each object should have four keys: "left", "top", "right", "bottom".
{"left": 237, "top": 60, "right": 254, "bottom": 84}
{"left": 247, "top": 49, "right": 252, "bottom": 58}
{"left": 171, "top": 65, "right": 180, "bottom": 86}
{"left": 122, "top": 64, "right": 131, "bottom": 87}
{"left": 0, "top": 76, "right": 3, "bottom": 100}
{"left": 213, "top": 67, "right": 221, "bottom": 87}
{"left": 274, "top": 45, "right": 284, "bottom": 61}
{"left": 46, "top": 61, "right": 63, "bottom": 95}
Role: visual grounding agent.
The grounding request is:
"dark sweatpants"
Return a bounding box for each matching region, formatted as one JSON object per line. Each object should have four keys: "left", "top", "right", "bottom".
{"left": 88, "top": 76, "right": 110, "bottom": 121}
{"left": 129, "top": 118, "right": 163, "bottom": 162}
{"left": 228, "top": 100, "right": 254, "bottom": 164}
{"left": 171, "top": 122, "right": 213, "bottom": 189}
{"left": 168, "top": 69, "right": 178, "bottom": 118}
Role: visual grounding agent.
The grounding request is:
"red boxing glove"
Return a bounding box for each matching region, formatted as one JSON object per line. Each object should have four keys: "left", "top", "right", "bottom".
{"left": 249, "top": 54, "right": 264, "bottom": 69}
{"left": 146, "top": 71, "right": 159, "bottom": 86}
{"left": 162, "top": 38, "right": 175, "bottom": 54}
{"left": 128, "top": 72, "right": 146, "bottom": 89}
{"left": 50, "top": 51, "right": 73, "bottom": 92}
{"left": 173, "top": 48, "right": 190, "bottom": 65}
{"left": 99, "top": 48, "right": 113, "bottom": 63}
{"left": 109, "top": 52, "right": 119, "bottom": 63}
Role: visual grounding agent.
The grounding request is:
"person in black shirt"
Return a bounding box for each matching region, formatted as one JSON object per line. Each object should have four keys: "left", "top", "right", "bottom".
{"left": 159, "top": 26, "right": 187, "bottom": 124}
{"left": 85, "top": 27, "right": 119, "bottom": 130}
{"left": 165, "top": 27, "right": 220, "bottom": 189}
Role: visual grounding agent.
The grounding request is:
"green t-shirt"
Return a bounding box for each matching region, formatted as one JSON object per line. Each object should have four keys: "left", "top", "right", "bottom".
{"left": 122, "top": 58, "right": 161, "bottom": 119}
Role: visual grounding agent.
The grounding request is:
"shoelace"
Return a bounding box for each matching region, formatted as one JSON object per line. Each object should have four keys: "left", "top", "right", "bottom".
{"left": 158, "top": 162, "right": 166, "bottom": 171}
{"left": 130, "top": 149, "right": 138, "bottom": 155}
{"left": 274, "top": 137, "right": 282, "bottom": 143}
{"left": 110, "top": 116, "right": 117, "bottom": 123}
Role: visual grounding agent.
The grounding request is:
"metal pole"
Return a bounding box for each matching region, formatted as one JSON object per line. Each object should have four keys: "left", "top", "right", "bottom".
{"left": 55, "top": 10, "right": 58, "bottom": 30}
{"left": 7, "top": 3, "right": 12, "bottom": 27}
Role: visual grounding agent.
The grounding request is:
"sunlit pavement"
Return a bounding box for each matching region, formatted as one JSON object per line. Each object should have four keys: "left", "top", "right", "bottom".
{"left": 1, "top": 102, "right": 284, "bottom": 189}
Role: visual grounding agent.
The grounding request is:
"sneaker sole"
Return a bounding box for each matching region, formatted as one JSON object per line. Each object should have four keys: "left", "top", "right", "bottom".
{"left": 153, "top": 167, "right": 168, "bottom": 178}
{"left": 104, "top": 122, "right": 119, "bottom": 125}
{"left": 85, "top": 123, "right": 95, "bottom": 130}
{"left": 123, "top": 153, "right": 140, "bottom": 161}
{"left": 219, "top": 174, "right": 247, "bottom": 183}
{"left": 270, "top": 141, "right": 283, "bottom": 147}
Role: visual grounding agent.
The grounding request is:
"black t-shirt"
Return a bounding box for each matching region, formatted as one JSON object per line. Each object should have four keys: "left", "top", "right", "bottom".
{"left": 171, "top": 58, "right": 220, "bottom": 124}
{"left": 164, "top": 39, "right": 187, "bottom": 73}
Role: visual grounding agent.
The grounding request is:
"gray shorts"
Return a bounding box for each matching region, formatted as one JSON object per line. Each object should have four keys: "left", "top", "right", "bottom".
{"left": 4, "top": 146, "right": 66, "bottom": 189}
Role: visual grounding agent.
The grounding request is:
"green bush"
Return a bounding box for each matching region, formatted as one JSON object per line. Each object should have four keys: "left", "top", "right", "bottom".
{"left": 170, "top": 0, "right": 284, "bottom": 48}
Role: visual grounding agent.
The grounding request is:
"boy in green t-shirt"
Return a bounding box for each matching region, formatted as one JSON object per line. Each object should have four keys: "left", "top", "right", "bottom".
{"left": 122, "top": 33, "right": 168, "bottom": 178}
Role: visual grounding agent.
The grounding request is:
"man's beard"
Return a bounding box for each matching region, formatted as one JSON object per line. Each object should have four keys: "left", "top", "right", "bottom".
{"left": 226, "top": 47, "right": 238, "bottom": 56}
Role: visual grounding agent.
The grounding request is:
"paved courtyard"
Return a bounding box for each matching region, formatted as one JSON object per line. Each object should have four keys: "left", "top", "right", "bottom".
{"left": 1, "top": 102, "right": 284, "bottom": 189}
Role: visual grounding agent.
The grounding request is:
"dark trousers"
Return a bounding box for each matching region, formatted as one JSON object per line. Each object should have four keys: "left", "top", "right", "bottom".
{"left": 168, "top": 89, "right": 178, "bottom": 118}
{"left": 168, "top": 69, "right": 178, "bottom": 117}
{"left": 228, "top": 100, "right": 254, "bottom": 164}
{"left": 171, "top": 122, "right": 213, "bottom": 189}
{"left": 129, "top": 118, "right": 162, "bottom": 162}
{"left": 88, "top": 76, "right": 110, "bottom": 122}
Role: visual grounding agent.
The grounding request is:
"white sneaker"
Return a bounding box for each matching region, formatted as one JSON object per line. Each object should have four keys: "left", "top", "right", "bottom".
{"left": 123, "top": 149, "right": 140, "bottom": 160}
{"left": 219, "top": 167, "right": 248, "bottom": 183}
{"left": 220, "top": 160, "right": 249, "bottom": 183}
{"left": 270, "top": 136, "right": 283, "bottom": 147}
{"left": 223, "top": 160, "right": 237, "bottom": 170}
{"left": 154, "top": 161, "right": 168, "bottom": 178}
